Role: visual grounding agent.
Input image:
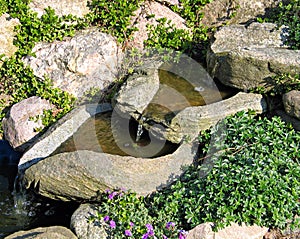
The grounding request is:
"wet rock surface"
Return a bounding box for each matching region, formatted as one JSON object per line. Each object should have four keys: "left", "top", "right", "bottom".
{"left": 18, "top": 103, "right": 112, "bottom": 170}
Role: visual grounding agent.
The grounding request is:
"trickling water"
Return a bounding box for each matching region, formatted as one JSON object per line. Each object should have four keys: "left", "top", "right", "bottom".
{"left": 0, "top": 141, "right": 78, "bottom": 238}
{"left": 136, "top": 116, "right": 146, "bottom": 142}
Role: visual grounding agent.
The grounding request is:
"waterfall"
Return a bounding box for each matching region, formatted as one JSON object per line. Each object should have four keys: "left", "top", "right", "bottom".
{"left": 136, "top": 116, "right": 146, "bottom": 142}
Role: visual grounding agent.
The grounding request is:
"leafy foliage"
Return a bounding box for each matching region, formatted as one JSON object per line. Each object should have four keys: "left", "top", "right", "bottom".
{"left": 92, "top": 111, "right": 300, "bottom": 236}
{"left": 0, "top": 57, "right": 75, "bottom": 130}
{"left": 86, "top": 0, "right": 143, "bottom": 43}
{"left": 154, "top": 111, "right": 299, "bottom": 231}
{"left": 251, "top": 73, "right": 300, "bottom": 96}
{"left": 7, "top": 0, "right": 87, "bottom": 56}
{"left": 144, "top": 0, "right": 213, "bottom": 60}
{"left": 260, "top": 0, "right": 300, "bottom": 49}
{"left": 0, "top": 0, "right": 8, "bottom": 16}
{"left": 145, "top": 17, "right": 193, "bottom": 52}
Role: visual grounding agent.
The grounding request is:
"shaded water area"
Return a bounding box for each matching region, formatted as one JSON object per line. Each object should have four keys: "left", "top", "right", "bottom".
{"left": 0, "top": 141, "right": 78, "bottom": 238}
{"left": 143, "top": 66, "right": 238, "bottom": 122}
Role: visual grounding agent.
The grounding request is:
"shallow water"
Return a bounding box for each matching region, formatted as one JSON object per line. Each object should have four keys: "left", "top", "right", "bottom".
{"left": 143, "top": 67, "right": 238, "bottom": 121}
{"left": 54, "top": 111, "right": 179, "bottom": 158}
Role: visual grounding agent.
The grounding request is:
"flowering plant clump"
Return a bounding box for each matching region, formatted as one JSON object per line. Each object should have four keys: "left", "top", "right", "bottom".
{"left": 90, "top": 111, "right": 300, "bottom": 236}
{"left": 90, "top": 188, "right": 188, "bottom": 239}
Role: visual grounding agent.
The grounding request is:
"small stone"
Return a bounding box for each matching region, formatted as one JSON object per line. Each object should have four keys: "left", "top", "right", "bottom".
{"left": 283, "top": 90, "right": 300, "bottom": 120}
{"left": 70, "top": 204, "right": 107, "bottom": 239}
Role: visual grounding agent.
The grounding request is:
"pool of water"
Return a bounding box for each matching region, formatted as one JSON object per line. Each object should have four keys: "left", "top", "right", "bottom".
{"left": 53, "top": 111, "right": 179, "bottom": 158}
{"left": 142, "top": 64, "right": 238, "bottom": 123}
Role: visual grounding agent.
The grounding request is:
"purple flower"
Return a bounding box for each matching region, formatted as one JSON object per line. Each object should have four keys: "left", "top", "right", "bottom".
{"left": 178, "top": 230, "right": 188, "bottom": 239}
{"left": 142, "top": 233, "right": 149, "bottom": 239}
{"left": 105, "top": 189, "right": 111, "bottom": 193}
{"left": 166, "top": 221, "right": 175, "bottom": 230}
{"left": 142, "top": 224, "right": 155, "bottom": 238}
{"left": 129, "top": 222, "right": 134, "bottom": 227}
{"left": 103, "top": 215, "right": 110, "bottom": 222}
{"left": 163, "top": 235, "right": 168, "bottom": 239}
{"left": 125, "top": 229, "right": 132, "bottom": 236}
{"left": 109, "top": 220, "right": 116, "bottom": 229}
{"left": 148, "top": 230, "right": 154, "bottom": 236}
{"left": 108, "top": 191, "right": 118, "bottom": 200}
{"left": 145, "top": 223, "right": 153, "bottom": 231}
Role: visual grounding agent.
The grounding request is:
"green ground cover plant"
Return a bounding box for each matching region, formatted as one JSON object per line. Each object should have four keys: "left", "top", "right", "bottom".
{"left": 86, "top": 0, "right": 144, "bottom": 44}
{"left": 91, "top": 111, "right": 300, "bottom": 237}
{"left": 0, "top": 0, "right": 8, "bottom": 16}
{"left": 145, "top": 0, "right": 213, "bottom": 59}
{"left": 251, "top": 73, "right": 300, "bottom": 97}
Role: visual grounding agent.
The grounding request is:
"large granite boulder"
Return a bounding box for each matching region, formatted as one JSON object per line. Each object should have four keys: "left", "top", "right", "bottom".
{"left": 186, "top": 222, "right": 268, "bottom": 239}
{"left": 29, "top": 0, "right": 90, "bottom": 18}
{"left": 2, "top": 96, "right": 54, "bottom": 152}
{"left": 18, "top": 103, "right": 112, "bottom": 170}
{"left": 70, "top": 204, "right": 107, "bottom": 239}
{"left": 283, "top": 90, "right": 300, "bottom": 120}
{"left": 0, "top": 14, "right": 20, "bottom": 65}
{"left": 22, "top": 140, "right": 198, "bottom": 201}
{"left": 207, "top": 22, "right": 300, "bottom": 91}
{"left": 201, "top": 0, "right": 280, "bottom": 28}
{"left": 4, "top": 226, "right": 77, "bottom": 239}
{"left": 22, "top": 28, "right": 122, "bottom": 99}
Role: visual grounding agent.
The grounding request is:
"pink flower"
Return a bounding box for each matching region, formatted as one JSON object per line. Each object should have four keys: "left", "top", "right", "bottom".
{"left": 110, "top": 220, "right": 116, "bottom": 229}
{"left": 108, "top": 191, "right": 118, "bottom": 200}
{"left": 178, "top": 230, "right": 188, "bottom": 239}
{"left": 125, "top": 229, "right": 132, "bottom": 236}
